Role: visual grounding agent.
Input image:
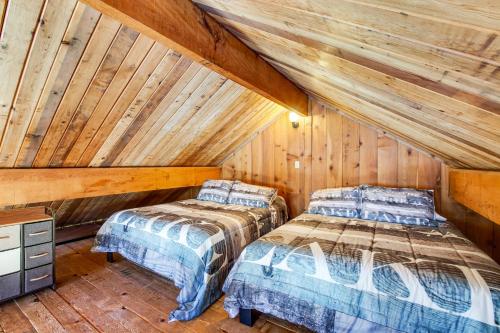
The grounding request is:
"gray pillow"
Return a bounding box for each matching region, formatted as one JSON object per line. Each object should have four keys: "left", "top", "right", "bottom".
{"left": 360, "top": 185, "right": 436, "bottom": 226}
{"left": 197, "top": 179, "right": 234, "bottom": 204}
{"left": 227, "top": 181, "right": 277, "bottom": 208}
{"left": 307, "top": 187, "right": 361, "bottom": 218}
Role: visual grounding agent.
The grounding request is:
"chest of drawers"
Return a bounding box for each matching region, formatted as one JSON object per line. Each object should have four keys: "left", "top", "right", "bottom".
{"left": 0, "top": 207, "right": 55, "bottom": 303}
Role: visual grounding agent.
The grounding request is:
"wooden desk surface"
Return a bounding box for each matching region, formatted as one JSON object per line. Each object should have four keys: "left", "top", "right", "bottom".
{"left": 0, "top": 206, "right": 52, "bottom": 227}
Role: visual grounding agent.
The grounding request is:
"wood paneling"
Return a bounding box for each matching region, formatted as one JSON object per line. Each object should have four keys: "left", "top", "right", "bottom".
{"left": 223, "top": 99, "right": 498, "bottom": 261}
{"left": 223, "top": 99, "right": 442, "bottom": 216}
{"left": 449, "top": 169, "right": 500, "bottom": 225}
{"left": 0, "top": 0, "right": 286, "bottom": 169}
{"left": 0, "top": 167, "right": 219, "bottom": 206}
{"left": 80, "top": 0, "right": 308, "bottom": 115}
{"left": 0, "top": 0, "right": 286, "bottom": 228}
{"left": 195, "top": 0, "right": 500, "bottom": 170}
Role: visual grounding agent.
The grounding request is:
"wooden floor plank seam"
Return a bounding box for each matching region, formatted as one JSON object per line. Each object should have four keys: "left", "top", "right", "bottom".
{"left": 0, "top": 301, "right": 37, "bottom": 333}
{"left": 15, "top": 295, "right": 67, "bottom": 333}
{"left": 55, "top": 277, "right": 134, "bottom": 333}
{"left": 34, "top": 289, "right": 99, "bottom": 333}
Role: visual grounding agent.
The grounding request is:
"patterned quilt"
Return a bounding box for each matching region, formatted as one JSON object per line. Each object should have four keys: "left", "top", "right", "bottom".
{"left": 223, "top": 214, "right": 500, "bottom": 333}
{"left": 92, "top": 198, "right": 287, "bottom": 321}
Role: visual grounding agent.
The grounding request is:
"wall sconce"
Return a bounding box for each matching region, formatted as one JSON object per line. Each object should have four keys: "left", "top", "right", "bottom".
{"left": 289, "top": 111, "right": 300, "bottom": 128}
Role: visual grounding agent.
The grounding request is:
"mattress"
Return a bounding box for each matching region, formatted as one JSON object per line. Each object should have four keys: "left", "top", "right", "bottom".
{"left": 92, "top": 197, "right": 287, "bottom": 321}
{"left": 223, "top": 213, "right": 500, "bottom": 333}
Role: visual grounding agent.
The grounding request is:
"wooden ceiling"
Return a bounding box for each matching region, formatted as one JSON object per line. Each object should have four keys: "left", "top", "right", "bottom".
{"left": 194, "top": 0, "right": 500, "bottom": 170}
{"left": 0, "top": 0, "right": 286, "bottom": 170}
{"left": 0, "top": 0, "right": 285, "bottom": 226}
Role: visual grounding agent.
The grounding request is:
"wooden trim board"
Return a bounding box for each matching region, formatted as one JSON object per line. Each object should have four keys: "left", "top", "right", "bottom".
{"left": 79, "top": 0, "right": 308, "bottom": 115}
{"left": 0, "top": 167, "right": 220, "bottom": 206}
{"left": 449, "top": 169, "right": 500, "bottom": 225}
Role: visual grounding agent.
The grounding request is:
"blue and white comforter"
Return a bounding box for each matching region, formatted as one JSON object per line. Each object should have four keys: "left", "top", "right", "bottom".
{"left": 223, "top": 214, "right": 500, "bottom": 332}
{"left": 92, "top": 198, "right": 287, "bottom": 321}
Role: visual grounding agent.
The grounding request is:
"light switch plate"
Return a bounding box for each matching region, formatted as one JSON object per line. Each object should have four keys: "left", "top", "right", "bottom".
{"left": 294, "top": 160, "right": 300, "bottom": 169}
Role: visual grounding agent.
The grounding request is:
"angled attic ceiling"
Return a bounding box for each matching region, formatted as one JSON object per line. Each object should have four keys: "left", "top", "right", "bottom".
{"left": 0, "top": 0, "right": 287, "bottom": 226}
{"left": 1, "top": 0, "right": 498, "bottom": 172}
{"left": 0, "top": 0, "right": 286, "bottom": 170}
{"left": 194, "top": 0, "right": 500, "bottom": 170}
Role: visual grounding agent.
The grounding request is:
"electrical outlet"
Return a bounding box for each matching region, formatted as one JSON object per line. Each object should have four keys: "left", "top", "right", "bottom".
{"left": 294, "top": 160, "right": 300, "bottom": 169}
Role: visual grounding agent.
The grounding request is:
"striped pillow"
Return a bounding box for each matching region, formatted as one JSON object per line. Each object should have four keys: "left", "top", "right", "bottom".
{"left": 227, "top": 181, "right": 277, "bottom": 208}
{"left": 360, "top": 185, "right": 436, "bottom": 226}
{"left": 307, "top": 187, "right": 361, "bottom": 218}
{"left": 197, "top": 179, "right": 234, "bottom": 204}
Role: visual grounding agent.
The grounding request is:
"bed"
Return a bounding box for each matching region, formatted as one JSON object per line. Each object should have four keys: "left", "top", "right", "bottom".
{"left": 223, "top": 186, "right": 500, "bottom": 333}
{"left": 92, "top": 189, "right": 287, "bottom": 321}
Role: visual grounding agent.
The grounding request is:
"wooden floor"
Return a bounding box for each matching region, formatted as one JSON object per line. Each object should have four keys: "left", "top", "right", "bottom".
{"left": 0, "top": 238, "right": 309, "bottom": 333}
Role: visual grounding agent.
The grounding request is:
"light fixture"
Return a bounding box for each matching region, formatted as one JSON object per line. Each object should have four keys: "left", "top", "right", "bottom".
{"left": 289, "top": 111, "right": 300, "bottom": 128}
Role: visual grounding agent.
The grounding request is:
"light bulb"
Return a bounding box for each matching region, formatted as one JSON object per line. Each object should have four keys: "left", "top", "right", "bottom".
{"left": 289, "top": 112, "right": 300, "bottom": 128}
{"left": 289, "top": 112, "right": 299, "bottom": 123}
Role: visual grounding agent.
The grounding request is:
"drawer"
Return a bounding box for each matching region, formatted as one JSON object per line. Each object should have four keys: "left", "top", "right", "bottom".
{"left": 25, "top": 264, "right": 53, "bottom": 294}
{"left": 0, "top": 225, "right": 20, "bottom": 251}
{"left": 0, "top": 272, "right": 21, "bottom": 301}
{"left": 25, "top": 242, "right": 53, "bottom": 269}
{"left": 0, "top": 248, "right": 20, "bottom": 276}
{"left": 24, "top": 220, "right": 52, "bottom": 247}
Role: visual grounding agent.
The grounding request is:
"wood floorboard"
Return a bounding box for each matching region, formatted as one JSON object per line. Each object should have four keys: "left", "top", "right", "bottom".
{"left": 0, "top": 238, "right": 309, "bottom": 333}
{"left": 0, "top": 301, "right": 36, "bottom": 333}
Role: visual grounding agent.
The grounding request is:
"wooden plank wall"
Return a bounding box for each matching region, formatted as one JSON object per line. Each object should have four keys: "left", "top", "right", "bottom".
{"left": 223, "top": 99, "right": 498, "bottom": 262}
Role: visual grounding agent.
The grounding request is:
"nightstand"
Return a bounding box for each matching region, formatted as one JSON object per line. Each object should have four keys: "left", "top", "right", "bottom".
{"left": 0, "top": 207, "right": 55, "bottom": 302}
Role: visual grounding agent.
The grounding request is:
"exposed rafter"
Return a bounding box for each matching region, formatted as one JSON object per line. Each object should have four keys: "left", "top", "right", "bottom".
{"left": 79, "top": 0, "right": 308, "bottom": 116}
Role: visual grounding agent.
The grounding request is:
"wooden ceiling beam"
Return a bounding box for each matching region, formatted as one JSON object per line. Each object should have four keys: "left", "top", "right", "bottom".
{"left": 79, "top": 0, "right": 308, "bottom": 116}
{"left": 0, "top": 167, "right": 220, "bottom": 206}
{"left": 449, "top": 169, "right": 500, "bottom": 225}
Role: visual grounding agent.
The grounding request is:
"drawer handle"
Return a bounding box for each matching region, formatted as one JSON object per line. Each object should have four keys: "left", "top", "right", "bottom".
{"left": 0, "top": 235, "right": 10, "bottom": 240}
{"left": 30, "top": 274, "right": 49, "bottom": 282}
{"left": 29, "top": 252, "right": 49, "bottom": 259}
{"left": 28, "top": 230, "right": 49, "bottom": 237}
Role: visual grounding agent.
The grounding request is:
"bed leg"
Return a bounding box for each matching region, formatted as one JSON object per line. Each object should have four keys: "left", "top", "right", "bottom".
{"left": 239, "top": 308, "right": 258, "bottom": 327}
{"left": 106, "top": 252, "right": 114, "bottom": 263}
